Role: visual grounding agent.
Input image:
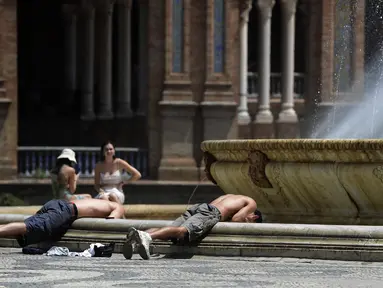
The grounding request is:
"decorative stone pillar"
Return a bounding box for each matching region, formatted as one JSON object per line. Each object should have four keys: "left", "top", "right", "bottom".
{"left": 137, "top": 0, "right": 149, "bottom": 115}
{"left": 79, "top": 0, "right": 96, "bottom": 120}
{"left": 252, "top": 0, "right": 275, "bottom": 139}
{"left": 237, "top": 0, "right": 252, "bottom": 139}
{"left": 277, "top": 0, "right": 299, "bottom": 138}
{"left": 116, "top": 0, "right": 133, "bottom": 118}
{"left": 97, "top": 0, "right": 115, "bottom": 119}
{"left": 158, "top": 0, "right": 198, "bottom": 181}
{"left": 62, "top": 5, "right": 77, "bottom": 107}
{"left": 200, "top": 0, "right": 237, "bottom": 180}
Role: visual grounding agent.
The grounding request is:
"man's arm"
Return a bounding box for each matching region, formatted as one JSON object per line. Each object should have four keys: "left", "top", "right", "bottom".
{"left": 107, "top": 203, "right": 125, "bottom": 219}
{"left": 231, "top": 201, "right": 257, "bottom": 222}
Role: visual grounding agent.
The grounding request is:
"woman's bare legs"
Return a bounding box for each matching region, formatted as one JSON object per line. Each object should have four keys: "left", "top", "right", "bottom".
{"left": 0, "top": 223, "right": 27, "bottom": 238}
{"left": 97, "top": 194, "right": 110, "bottom": 201}
{"left": 108, "top": 193, "right": 120, "bottom": 203}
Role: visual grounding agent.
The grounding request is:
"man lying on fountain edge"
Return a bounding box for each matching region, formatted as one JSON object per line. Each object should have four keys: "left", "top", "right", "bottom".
{"left": 0, "top": 198, "right": 125, "bottom": 247}
{"left": 123, "top": 194, "right": 262, "bottom": 260}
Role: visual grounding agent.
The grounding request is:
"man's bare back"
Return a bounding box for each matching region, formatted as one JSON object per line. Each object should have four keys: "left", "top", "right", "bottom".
{"left": 210, "top": 194, "right": 257, "bottom": 222}
{"left": 72, "top": 199, "right": 125, "bottom": 219}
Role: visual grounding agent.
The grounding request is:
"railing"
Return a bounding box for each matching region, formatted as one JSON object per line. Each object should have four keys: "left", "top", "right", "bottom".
{"left": 247, "top": 72, "right": 305, "bottom": 99}
{"left": 18, "top": 146, "right": 149, "bottom": 179}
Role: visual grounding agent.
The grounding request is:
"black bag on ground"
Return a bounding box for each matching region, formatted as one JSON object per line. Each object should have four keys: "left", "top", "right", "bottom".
{"left": 94, "top": 243, "right": 115, "bottom": 258}
{"left": 22, "top": 247, "right": 49, "bottom": 255}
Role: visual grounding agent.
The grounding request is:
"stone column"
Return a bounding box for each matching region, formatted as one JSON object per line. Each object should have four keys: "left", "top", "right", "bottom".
{"left": 62, "top": 5, "right": 77, "bottom": 107}
{"left": 238, "top": 0, "right": 252, "bottom": 139}
{"left": 116, "top": 0, "right": 133, "bottom": 118}
{"left": 0, "top": 1, "right": 18, "bottom": 178}
{"left": 137, "top": 0, "right": 149, "bottom": 115}
{"left": 277, "top": 0, "right": 299, "bottom": 138}
{"left": 80, "top": 0, "right": 96, "bottom": 120}
{"left": 253, "top": 0, "right": 275, "bottom": 139}
{"left": 97, "top": 0, "right": 115, "bottom": 119}
{"left": 158, "top": 0, "right": 199, "bottom": 181}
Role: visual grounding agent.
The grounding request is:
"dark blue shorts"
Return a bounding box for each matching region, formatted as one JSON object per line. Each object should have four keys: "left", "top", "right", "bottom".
{"left": 17, "top": 200, "right": 77, "bottom": 247}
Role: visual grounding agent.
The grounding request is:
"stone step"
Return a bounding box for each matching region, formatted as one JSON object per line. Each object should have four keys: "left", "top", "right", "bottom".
{"left": 2, "top": 232, "right": 383, "bottom": 262}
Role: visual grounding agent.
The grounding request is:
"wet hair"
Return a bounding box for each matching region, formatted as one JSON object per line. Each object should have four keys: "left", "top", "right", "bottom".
{"left": 254, "top": 209, "right": 263, "bottom": 223}
{"left": 50, "top": 158, "right": 75, "bottom": 175}
{"left": 100, "top": 140, "right": 116, "bottom": 161}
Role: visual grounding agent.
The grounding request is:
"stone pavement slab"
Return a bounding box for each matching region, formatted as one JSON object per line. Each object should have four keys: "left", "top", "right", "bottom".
{"left": 1, "top": 248, "right": 383, "bottom": 287}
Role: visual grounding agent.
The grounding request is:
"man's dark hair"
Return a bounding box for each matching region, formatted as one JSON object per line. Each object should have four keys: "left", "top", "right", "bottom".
{"left": 254, "top": 209, "right": 263, "bottom": 223}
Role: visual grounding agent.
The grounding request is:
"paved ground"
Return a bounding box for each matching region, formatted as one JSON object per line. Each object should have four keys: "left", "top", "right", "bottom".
{"left": 1, "top": 248, "right": 383, "bottom": 288}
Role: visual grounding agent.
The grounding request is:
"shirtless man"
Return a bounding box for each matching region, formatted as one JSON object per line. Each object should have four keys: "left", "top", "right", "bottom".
{"left": 0, "top": 198, "right": 125, "bottom": 247}
{"left": 123, "top": 194, "right": 262, "bottom": 260}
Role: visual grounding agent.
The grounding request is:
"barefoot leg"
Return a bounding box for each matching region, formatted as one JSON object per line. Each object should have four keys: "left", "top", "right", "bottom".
{"left": 0, "top": 222, "right": 27, "bottom": 238}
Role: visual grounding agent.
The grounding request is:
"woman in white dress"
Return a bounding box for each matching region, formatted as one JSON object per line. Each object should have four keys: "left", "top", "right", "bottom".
{"left": 94, "top": 141, "right": 141, "bottom": 204}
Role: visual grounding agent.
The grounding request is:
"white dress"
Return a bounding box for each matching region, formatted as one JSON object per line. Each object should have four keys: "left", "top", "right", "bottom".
{"left": 98, "top": 170, "right": 125, "bottom": 204}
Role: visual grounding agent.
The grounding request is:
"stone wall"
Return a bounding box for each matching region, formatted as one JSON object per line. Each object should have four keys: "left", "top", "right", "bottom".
{"left": 0, "top": 0, "right": 17, "bottom": 179}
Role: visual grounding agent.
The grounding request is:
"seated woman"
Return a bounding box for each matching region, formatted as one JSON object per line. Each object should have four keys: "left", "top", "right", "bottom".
{"left": 50, "top": 148, "right": 92, "bottom": 201}
{"left": 94, "top": 141, "right": 141, "bottom": 204}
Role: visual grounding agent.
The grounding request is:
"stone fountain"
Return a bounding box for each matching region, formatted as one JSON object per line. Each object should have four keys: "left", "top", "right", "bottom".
{"left": 4, "top": 140, "right": 383, "bottom": 261}
{"left": 201, "top": 139, "right": 383, "bottom": 225}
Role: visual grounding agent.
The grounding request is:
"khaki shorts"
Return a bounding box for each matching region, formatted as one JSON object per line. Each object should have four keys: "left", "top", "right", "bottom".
{"left": 171, "top": 203, "right": 221, "bottom": 244}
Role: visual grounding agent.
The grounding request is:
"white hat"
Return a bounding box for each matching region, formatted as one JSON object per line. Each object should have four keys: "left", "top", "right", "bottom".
{"left": 57, "top": 148, "right": 77, "bottom": 164}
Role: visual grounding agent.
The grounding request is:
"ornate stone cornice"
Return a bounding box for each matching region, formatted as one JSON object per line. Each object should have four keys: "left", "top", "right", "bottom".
{"left": 201, "top": 139, "right": 383, "bottom": 163}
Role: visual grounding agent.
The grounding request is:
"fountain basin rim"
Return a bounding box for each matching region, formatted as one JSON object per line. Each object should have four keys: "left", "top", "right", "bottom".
{"left": 4, "top": 214, "right": 383, "bottom": 239}
{"left": 201, "top": 139, "right": 383, "bottom": 152}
